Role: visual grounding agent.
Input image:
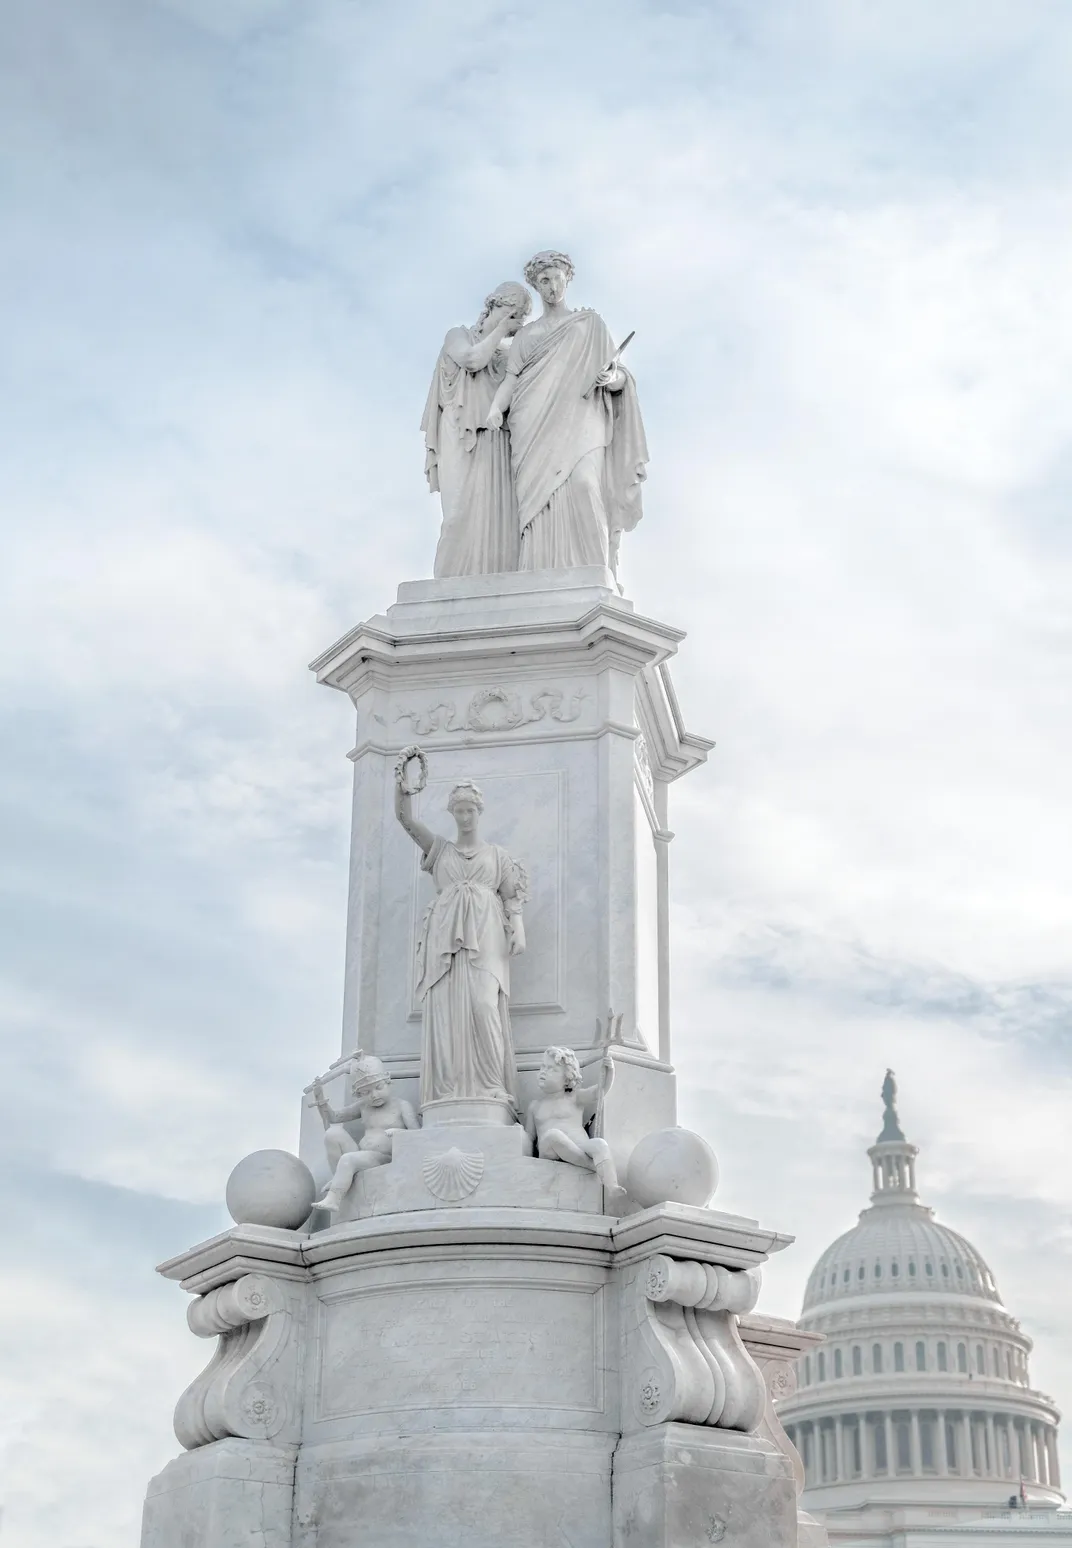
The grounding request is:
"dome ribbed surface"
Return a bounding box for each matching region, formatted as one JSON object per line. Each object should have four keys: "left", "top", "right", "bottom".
{"left": 802, "top": 1202, "right": 1002, "bottom": 1311}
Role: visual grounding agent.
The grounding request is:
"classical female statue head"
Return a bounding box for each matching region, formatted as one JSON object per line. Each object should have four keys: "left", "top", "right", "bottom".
{"left": 476, "top": 280, "right": 532, "bottom": 335}
{"left": 523, "top": 249, "right": 575, "bottom": 309}
{"left": 446, "top": 779, "right": 485, "bottom": 844}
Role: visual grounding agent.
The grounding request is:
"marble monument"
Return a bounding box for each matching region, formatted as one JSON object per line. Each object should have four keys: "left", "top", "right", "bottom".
{"left": 139, "top": 251, "right": 809, "bottom": 1548}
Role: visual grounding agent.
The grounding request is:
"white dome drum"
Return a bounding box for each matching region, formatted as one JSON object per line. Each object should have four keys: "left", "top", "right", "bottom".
{"left": 778, "top": 1073, "right": 1067, "bottom": 1541}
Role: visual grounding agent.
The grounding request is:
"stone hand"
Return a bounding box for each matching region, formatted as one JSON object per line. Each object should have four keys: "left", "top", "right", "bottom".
{"left": 485, "top": 406, "right": 504, "bottom": 430}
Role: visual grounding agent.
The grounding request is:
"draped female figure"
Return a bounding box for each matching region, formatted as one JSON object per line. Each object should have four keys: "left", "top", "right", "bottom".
{"left": 394, "top": 756, "right": 527, "bottom": 1115}
{"left": 421, "top": 281, "right": 532, "bottom": 577}
{"left": 486, "top": 251, "right": 648, "bottom": 577}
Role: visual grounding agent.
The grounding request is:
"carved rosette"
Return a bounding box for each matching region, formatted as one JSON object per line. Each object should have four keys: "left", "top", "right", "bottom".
{"left": 625, "top": 1256, "right": 767, "bottom": 1433}
{"left": 173, "top": 1273, "right": 304, "bottom": 1450}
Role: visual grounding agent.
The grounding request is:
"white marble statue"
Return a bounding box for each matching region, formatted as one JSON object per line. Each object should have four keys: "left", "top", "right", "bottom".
{"left": 486, "top": 249, "right": 649, "bottom": 577}
{"left": 312, "top": 1050, "right": 418, "bottom": 1212}
{"left": 421, "top": 280, "right": 533, "bottom": 577}
{"left": 524, "top": 1045, "right": 621, "bottom": 1192}
{"left": 394, "top": 748, "right": 528, "bottom": 1112}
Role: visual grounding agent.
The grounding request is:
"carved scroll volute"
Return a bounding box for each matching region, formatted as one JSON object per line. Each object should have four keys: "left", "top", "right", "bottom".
{"left": 173, "top": 1273, "right": 304, "bottom": 1451}
{"left": 757, "top": 1358, "right": 806, "bottom": 1495}
{"left": 626, "top": 1255, "right": 768, "bottom": 1434}
{"left": 629, "top": 1258, "right": 714, "bottom": 1427}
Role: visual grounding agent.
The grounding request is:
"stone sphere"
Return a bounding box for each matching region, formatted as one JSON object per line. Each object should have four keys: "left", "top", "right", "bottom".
{"left": 626, "top": 1127, "right": 719, "bottom": 1209}
{"left": 225, "top": 1149, "right": 316, "bottom": 1230}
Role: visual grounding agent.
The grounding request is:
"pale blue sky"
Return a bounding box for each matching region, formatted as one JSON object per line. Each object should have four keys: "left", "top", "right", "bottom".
{"left": 2, "top": 2, "right": 1072, "bottom": 1542}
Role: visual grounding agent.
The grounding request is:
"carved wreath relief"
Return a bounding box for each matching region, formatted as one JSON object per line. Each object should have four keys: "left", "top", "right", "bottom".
{"left": 397, "top": 685, "right": 586, "bottom": 737}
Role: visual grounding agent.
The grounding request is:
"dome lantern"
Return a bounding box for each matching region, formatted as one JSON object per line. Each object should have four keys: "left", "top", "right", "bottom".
{"left": 868, "top": 1069, "right": 919, "bottom": 1206}
{"left": 778, "top": 1077, "right": 1067, "bottom": 1538}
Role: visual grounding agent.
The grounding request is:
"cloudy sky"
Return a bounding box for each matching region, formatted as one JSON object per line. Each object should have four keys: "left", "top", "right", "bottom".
{"left": 2, "top": 0, "right": 1071, "bottom": 1541}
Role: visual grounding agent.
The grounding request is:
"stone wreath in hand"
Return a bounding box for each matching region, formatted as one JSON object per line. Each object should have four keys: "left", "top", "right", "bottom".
{"left": 395, "top": 745, "right": 428, "bottom": 795}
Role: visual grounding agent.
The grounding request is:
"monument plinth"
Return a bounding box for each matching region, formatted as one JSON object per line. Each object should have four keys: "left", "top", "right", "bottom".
{"left": 139, "top": 248, "right": 807, "bottom": 1548}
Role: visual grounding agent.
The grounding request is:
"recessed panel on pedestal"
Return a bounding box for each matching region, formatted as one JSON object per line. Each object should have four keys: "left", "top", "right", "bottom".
{"left": 315, "top": 1275, "right": 604, "bottom": 1419}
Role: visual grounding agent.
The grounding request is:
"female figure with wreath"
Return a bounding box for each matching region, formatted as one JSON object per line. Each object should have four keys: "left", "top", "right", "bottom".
{"left": 394, "top": 747, "right": 527, "bottom": 1113}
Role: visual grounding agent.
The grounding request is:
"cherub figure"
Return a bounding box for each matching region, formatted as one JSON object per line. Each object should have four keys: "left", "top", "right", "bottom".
{"left": 312, "top": 1050, "right": 418, "bottom": 1213}
{"left": 524, "top": 1045, "right": 621, "bottom": 1193}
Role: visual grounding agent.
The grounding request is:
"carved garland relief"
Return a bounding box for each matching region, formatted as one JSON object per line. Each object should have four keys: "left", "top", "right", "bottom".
{"left": 397, "top": 685, "right": 586, "bottom": 737}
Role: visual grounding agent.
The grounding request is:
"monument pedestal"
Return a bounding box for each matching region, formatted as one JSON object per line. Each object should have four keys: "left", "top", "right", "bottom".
{"left": 300, "top": 567, "right": 710, "bottom": 1190}
{"left": 139, "top": 569, "right": 809, "bottom": 1546}
{"left": 142, "top": 1201, "right": 799, "bottom": 1548}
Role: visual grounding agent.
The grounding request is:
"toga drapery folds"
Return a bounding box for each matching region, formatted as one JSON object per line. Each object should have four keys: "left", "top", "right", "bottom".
{"left": 420, "top": 330, "right": 519, "bottom": 577}
{"left": 506, "top": 308, "right": 648, "bottom": 570}
{"left": 414, "top": 836, "right": 521, "bottom": 1108}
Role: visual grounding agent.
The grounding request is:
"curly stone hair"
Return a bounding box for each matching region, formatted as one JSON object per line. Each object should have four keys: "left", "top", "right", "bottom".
{"left": 476, "top": 280, "right": 533, "bottom": 331}
{"left": 543, "top": 1045, "right": 583, "bottom": 1091}
{"left": 447, "top": 779, "right": 485, "bottom": 814}
{"left": 523, "top": 249, "right": 575, "bottom": 287}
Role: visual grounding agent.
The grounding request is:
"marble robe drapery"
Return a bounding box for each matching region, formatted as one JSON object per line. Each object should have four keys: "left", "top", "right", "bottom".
{"left": 505, "top": 308, "right": 648, "bottom": 571}
{"left": 414, "top": 836, "right": 521, "bottom": 1107}
{"left": 421, "top": 328, "right": 519, "bottom": 577}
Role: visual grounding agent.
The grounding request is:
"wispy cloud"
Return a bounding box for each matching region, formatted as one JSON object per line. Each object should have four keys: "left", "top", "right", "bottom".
{"left": 3, "top": 1, "right": 1072, "bottom": 1541}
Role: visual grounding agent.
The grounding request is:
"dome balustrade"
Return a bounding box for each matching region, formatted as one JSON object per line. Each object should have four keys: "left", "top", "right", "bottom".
{"left": 778, "top": 1073, "right": 1066, "bottom": 1525}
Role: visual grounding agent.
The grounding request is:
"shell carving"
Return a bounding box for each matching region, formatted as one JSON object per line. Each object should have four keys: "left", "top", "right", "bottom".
{"left": 422, "top": 1148, "right": 484, "bottom": 1202}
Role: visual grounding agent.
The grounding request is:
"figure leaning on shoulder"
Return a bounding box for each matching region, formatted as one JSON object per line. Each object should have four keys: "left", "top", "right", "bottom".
{"left": 486, "top": 249, "right": 648, "bottom": 579}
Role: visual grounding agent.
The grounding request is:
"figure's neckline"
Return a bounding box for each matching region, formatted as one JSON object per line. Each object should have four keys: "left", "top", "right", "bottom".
{"left": 452, "top": 840, "right": 489, "bottom": 858}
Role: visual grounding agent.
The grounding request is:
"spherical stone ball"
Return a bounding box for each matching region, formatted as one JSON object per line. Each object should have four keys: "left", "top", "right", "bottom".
{"left": 626, "top": 1127, "right": 719, "bottom": 1209}
{"left": 225, "top": 1149, "right": 316, "bottom": 1230}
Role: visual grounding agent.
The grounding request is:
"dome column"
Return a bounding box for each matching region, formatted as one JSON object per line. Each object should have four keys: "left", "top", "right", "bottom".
{"left": 835, "top": 1417, "right": 846, "bottom": 1482}
{"left": 961, "top": 1412, "right": 974, "bottom": 1475}
{"left": 884, "top": 1412, "right": 894, "bottom": 1475}
{"left": 937, "top": 1411, "right": 949, "bottom": 1475}
{"left": 1048, "top": 1428, "right": 1062, "bottom": 1488}
{"left": 985, "top": 1413, "right": 997, "bottom": 1476}
{"left": 910, "top": 1412, "right": 923, "bottom": 1476}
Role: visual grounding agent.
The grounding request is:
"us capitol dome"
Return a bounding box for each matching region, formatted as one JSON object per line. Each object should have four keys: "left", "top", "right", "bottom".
{"left": 777, "top": 1073, "right": 1071, "bottom": 1544}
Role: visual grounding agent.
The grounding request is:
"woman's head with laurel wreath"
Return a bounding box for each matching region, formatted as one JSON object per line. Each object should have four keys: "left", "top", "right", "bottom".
{"left": 447, "top": 779, "right": 485, "bottom": 843}
{"left": 523, "top": 250, "right": 575, "bottom": 310}
{"left": 476, "top": 280, "right": 532, "bottom": 336}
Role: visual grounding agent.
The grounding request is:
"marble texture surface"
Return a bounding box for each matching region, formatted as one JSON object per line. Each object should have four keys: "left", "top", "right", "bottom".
{"left": 141, "top": 1439, "right": 296, "bottom": 1548}
{"left": 326, "top": 1121, "right": 605, "bottom": 1221}
{"left": 613, "top": 1425, "right": 796, "bottom": 1548}
{"left": 308, "top": 567, "right": 711, "bottom": 1071}
{"left": 142, "top": 1202, "right": 796, "bottom": 1547}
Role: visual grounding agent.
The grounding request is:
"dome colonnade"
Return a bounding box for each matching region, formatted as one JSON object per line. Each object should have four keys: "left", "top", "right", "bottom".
{"left": 778, "top": 1074, "right": 1063, "bottom": 1517}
